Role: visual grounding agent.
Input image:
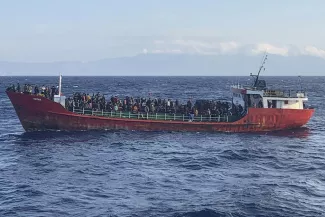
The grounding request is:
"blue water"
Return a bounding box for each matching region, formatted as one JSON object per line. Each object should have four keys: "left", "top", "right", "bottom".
{"left": 0, "top": 76, "right": 325, "bottom": 217}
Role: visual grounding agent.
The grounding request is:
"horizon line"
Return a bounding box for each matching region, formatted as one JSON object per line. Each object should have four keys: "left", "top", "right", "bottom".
{"left": 2, "top": 75, "right": 324, "bottom": 77}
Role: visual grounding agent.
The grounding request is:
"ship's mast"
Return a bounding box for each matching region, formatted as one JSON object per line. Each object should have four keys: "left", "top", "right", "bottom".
{"left": 250, "top": 52, "right": 268, "bottom": 88}
{"left": 298, "top": 75, "right": 302, "bottom": 91}
{"left": 59, "top": 73, "right": 62, "bottom": 96}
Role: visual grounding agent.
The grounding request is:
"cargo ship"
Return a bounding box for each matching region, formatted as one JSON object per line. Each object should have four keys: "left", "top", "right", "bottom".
{"left": 6, "top": 55, "right": 314, "bottom": 132}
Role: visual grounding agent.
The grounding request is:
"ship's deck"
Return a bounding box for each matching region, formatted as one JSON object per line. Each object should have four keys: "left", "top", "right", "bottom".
{"left": 71, "top": 107, "right": 242, "bottom": 123}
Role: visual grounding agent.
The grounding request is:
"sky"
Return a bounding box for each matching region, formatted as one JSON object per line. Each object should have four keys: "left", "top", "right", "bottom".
{"left": 1, "top": 0, "right": 325, "bottom": 62}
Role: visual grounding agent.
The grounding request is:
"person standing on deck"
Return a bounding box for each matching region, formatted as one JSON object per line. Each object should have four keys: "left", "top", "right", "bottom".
{"left": 187, "top": 99, "right": 192, "bottom": 110}
{"left": 194, "top": 107, "right": 198, "bottom": 117}
{"left": 41, "top": 85, "right": 45, "bottom": 94}
{"left": 23, "top": 84, "right": 27, "bottom": 93}
{"left": 28, "top": 85, "right": 32, "bottom": 94}
{"left": 34, "top": 85, "right": 39, "bottom": 95}
{"left": 51, "top": 86, "right": 56, "bottom": 100}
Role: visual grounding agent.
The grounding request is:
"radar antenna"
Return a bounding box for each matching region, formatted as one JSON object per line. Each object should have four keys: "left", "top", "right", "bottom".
{"left": 250, "top": 51, "right": 268, "bottom": 88}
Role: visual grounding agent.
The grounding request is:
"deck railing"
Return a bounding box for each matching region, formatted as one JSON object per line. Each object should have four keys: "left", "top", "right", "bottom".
{"left": 72, "top": 107, "right": 232, "bottom": 122}
{"left": 263, "top": 90, "right": 307, "bottom": 98}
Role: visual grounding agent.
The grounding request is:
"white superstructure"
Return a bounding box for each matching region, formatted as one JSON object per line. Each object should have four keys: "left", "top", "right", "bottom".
{"left": 231, "top": 85, "right": 308, "bottom": 110}
{"left": 230, "top": 53, "right": 308, "bottom": 111}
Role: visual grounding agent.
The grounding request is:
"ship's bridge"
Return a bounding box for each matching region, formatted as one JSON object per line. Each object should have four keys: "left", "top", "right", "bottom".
{"left": 230, "top": 84, "right": 308, "bottom": 110}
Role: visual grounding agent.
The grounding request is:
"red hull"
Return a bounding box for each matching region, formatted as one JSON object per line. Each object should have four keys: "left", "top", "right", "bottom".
{"left": 6, "top": 91, "right": 314, "bottom": 132}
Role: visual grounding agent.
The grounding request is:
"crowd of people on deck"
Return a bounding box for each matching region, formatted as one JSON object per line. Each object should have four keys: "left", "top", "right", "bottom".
{"left": 66, "top": 92, "right": 245, "bottom": 117}
{"left": 6, "top": 83, "right": 245, "bottom": 118}
{"left": 6, "top": 83, "right": 59, "bottom": 101}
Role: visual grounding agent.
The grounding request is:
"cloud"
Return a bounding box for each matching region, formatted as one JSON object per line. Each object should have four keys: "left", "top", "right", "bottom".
{"left": 219, "top": 41, "right": 239, "bottom": 53}
{"left": 153, "top": 40, "right": 165, "bottom": 44}
{"left": 153, "top": 39, "right": 240, "bottom": 55}
{"left": 251, "top": 43, "right": 289, "bottom": 56}
{"left": 142, "top": 48, "right": 148, "bottom": 54}
{"left": 150, "top": 40, "right": 291, "bottom": 56}
{"left": 303, "top": 46, "right": 325, "bottom": 59}
{"left": 151, "top": 49, "right": 183, "bottom": 54}
{"left": 142, "top": 38, "right": 325, "bottom": 60}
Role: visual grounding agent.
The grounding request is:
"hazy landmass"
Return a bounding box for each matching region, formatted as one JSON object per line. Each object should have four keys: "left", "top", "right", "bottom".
{"left": 0, "top": 54, "right": 324, "bottom": 76}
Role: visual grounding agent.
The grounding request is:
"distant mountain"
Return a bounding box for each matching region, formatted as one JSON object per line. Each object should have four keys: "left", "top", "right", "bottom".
{"left": 0, "top": 54, "right": 325, "bottom": 76}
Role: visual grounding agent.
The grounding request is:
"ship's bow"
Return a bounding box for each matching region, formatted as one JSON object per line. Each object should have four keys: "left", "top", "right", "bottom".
{"left": 6, "top": 91, "right": 69, "bottom": 131}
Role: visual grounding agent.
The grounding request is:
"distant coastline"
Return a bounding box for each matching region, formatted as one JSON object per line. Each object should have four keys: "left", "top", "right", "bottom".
{"left": 1, "top": 54, "right": 325, "bottom": 76}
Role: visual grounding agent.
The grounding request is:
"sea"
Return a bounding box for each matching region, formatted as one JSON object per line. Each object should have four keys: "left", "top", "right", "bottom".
{"left": 0, "top": 76, "right": 324, "bottom": 217}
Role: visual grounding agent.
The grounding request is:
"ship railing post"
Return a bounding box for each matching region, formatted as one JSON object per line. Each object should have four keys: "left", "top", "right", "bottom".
{"left": 200, "top": 115, "right": 202, "bottom": 122}
{"left": 129, "top": 112, "right": 130, "bottom": 118}
{"left": 209, "top": 115, "right": 211, "bottom": 121}
{"left": 146, "top": 112, "right": 148, "bottom": 119}
{"left": 218, "top": 115, "right": 220, "bottom": 122}
{"left": 102, "top": 110, "right": 103, "bottom": 116}
{"left": 110, "top": 111, "right": 112, "bottom": 117}
{"left": 227, "top": 115, "right": 229, "bottom": 122}
{"left": 174, "top": 113, "right": 175, "bottom": 120}
{"left": 156, "top": 113, "right": 157, "bottom": 120}
{"left": 91, "top": 110, "right": 93, "bottom": 116}
{"left": 182, "top": 114, "right": 184, "bottom": 121}
{"left": 120, "top": 111, "right": 122, "bottom": 118}
{"left": 165, "top": 113, "right": 166, "bottom": 120}
{"left": 138, "top": 113, "right": 140, "bottom": 119}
